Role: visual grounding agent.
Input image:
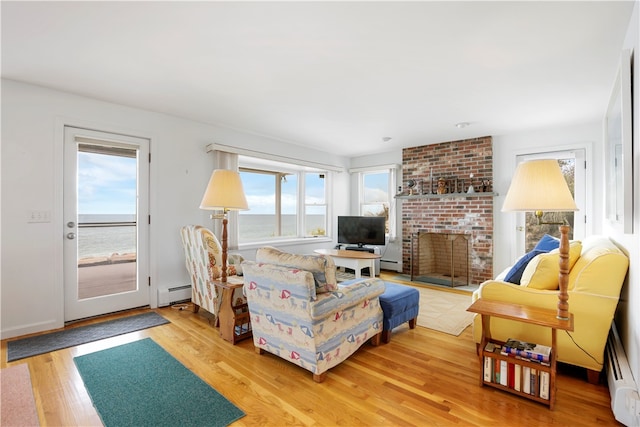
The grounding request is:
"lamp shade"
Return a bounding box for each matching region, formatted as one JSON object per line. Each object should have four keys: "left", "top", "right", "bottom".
{"left": 502, "top": 159, "right": 578, "bottom": 212}
{"left": 199, "top": 169, "right": 249, "bottom": 211}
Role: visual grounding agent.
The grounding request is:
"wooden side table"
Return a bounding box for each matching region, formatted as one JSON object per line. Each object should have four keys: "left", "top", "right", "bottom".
{"left": 467, "top": 298, "right": 574, "bottom": 410}
{"left": 214, "top": 277, "right": 252, "bottom": 344}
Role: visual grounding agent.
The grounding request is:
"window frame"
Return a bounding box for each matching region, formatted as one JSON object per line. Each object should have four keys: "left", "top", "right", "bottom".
{"left": 237, "top": 155, "right": 332, "bottom": 248}
{"left": 352, "top": 165, "right": 398, "bottom": 241}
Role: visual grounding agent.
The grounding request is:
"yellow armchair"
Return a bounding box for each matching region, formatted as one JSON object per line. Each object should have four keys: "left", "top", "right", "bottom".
{"left": 472, "top": 235, "right": 629, "bottom": 383}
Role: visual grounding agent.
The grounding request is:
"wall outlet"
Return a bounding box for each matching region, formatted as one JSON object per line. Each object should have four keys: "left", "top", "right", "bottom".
{"left": 28, "top": 210, "right": 51, "bottom": 223}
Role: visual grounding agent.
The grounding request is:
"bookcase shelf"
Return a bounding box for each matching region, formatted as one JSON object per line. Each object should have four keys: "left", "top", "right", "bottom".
{"left": 467, "top": 299, "right": 574, "bottom": 410}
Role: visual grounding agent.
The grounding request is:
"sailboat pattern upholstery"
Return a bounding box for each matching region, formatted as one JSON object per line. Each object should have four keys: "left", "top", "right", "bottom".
{"left": 180, "top": 225, "right": 244, "bottom": 316}
{"left": 242, "top": 247, "right": 384, "bottom": 381}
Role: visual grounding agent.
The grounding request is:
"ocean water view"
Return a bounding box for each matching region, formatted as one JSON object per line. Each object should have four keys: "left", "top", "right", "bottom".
{"left": 239, "top": 214, "right": 326, "bottom": 242}
{"left": 78, "top": 214, "right": 136, "bottom": 259}
{"left": 77, "top": 214, "right": 327, "bottom": 258}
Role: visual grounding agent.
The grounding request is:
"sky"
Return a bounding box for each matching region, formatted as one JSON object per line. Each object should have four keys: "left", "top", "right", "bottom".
{"left": 78, "top": 153, "right": 389, "bottom": 216}
{"left": 78, "top": 152, "right": 137, "bottom": 215}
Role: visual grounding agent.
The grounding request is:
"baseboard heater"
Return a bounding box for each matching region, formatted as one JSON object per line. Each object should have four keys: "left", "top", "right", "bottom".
{"left": 158, "top": 285, "right": 191, "bottom": 307}
{"left": 380, "top": 259, "right": 402, "bottom": 273}
{"left": 606, "top": 321, "right": 640, "bottom": 426}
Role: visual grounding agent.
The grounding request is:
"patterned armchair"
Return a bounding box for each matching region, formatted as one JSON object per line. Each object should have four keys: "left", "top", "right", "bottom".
{"left": 241, "top": 246, "right": 385, "bottom": 382}
{"left": 180, "top": 225, "right": 245, "bottom": 320}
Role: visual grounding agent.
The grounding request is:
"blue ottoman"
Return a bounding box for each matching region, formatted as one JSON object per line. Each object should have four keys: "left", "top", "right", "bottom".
{"left": 379, "top": 283, "right": 420, "bottom": 343}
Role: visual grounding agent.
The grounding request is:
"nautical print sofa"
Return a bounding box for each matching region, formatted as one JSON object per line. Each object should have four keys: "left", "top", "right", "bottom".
{"left": 241, "top": 246, "right": 385, "bottom": 382}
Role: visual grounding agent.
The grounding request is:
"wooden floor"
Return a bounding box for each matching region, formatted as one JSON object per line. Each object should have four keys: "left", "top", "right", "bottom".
{"left": 1, "top": 303, "right": 620, "bottom": 426}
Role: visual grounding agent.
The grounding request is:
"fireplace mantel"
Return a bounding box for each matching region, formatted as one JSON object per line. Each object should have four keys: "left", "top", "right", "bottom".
{"left": 396, "top": 192, "right": 498, "bottom": 200}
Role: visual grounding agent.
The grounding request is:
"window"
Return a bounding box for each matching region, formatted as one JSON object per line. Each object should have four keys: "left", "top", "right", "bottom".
{"left": 238, "top": 156, "right": 329, "bottom": 244}
{"left": 353, "top": 165, "right": 398, "bottom": 240}
{"left": 515, "top": 150, "right": 586, "bottom": 253}
{"left": 361, "top": 171, "right": 390, "bottom": 226}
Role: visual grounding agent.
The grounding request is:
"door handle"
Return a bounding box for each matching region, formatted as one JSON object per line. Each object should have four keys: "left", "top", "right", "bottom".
{"left": 66, "top": 232, "right": 76, "bottom": 240}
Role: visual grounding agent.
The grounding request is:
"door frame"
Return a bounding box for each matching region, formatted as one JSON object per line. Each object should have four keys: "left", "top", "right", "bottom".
{"left": 60, "top": 124, "right": 153, "bottom": 321}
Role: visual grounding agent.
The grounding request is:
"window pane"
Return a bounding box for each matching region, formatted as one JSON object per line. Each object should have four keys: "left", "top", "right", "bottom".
{"left": 524, "top": 159, "right": 575, "bottom": 251}
{"left": 362, "top": 171, "right": 390, "bottom": 233}
{"left": 363, "top": 172, "right": 388, "bottom": 203}
{"left": 305, "top": 173, "right": 326, "bottom": 236}
{"left": 306, "top": 205, "right": 326, "bottom": 236}
{"left": 281, "top": 174, "right": 297, "bottom": 237}
{"left": 239, "top": 171, "right": 276, "bottom": 242}
{"left": 305, "top": 173, "right": 325, "bottom": 204}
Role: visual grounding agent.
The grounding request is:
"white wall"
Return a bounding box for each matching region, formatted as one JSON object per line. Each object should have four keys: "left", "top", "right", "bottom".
{"left": 609, "top": 0, "right": 640, "bottom": 386}
{"left": 0, "top": 79, "right": 349, "bottom": 339}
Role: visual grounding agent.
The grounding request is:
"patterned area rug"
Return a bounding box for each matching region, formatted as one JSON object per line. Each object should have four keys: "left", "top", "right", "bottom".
{"left": 0, "top": 364, "right": 40, "bottom": 426}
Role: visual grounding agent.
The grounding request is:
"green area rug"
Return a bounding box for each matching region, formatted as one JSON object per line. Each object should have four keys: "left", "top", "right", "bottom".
{"left": 74, "top": 338, "right": 245, "bottom": 427}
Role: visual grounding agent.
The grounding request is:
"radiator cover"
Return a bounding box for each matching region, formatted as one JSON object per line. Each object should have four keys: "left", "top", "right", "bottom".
{"left": 606, "top": 322, "right": 640, "bottom": 426}
{"left": 157, "top": 285, "right": 191, "bottom": 307}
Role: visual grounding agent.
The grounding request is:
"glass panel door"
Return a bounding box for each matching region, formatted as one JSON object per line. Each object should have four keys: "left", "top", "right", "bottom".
{"left": 63, "top": 127, "right": 149, "bottom": 321}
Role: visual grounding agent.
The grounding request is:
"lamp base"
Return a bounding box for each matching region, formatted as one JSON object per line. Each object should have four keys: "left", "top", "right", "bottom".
{"left": 221, "top": 216, "right": 228, "bottom": 283}
{"left": 556, "top": 224, "right": 570, "bottom": 320}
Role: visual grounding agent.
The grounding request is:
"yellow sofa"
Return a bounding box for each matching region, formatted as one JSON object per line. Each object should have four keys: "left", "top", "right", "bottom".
{"left": 472, "top": 235, "right": 629, "bottom": 383}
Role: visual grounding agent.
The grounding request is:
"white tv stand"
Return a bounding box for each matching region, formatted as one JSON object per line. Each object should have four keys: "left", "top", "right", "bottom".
{"left": 338, "top": 245, "right": 381, "bottom": 276}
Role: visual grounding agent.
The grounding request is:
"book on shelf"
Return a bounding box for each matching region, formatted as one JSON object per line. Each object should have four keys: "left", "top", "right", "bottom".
{"left": 522, "top": 366, "right": 531, "bottom": 394}
{"left": 499, "top": 360, "right": 508, "bottom": 386}
{"left": 514, "top": 364, "right": 522, "bottom": 392}
{"left": 539, "top": 371, "right": 550, "bottom": 400}
{"left": 502, "top": 338, "right": 551, "bottom": 363}
{"left": 507, "top": 362, "right": 515, "bottom": 389}
{"left": 530, "top": 368, "right": 538, "bottom": 396}
{"left": 483, "top": 355, "right": 492, "bottom": 382}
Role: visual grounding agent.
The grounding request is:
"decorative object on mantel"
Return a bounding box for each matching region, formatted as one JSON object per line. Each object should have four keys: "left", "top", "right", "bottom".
{"left": 406, "top": 179, "right": 422, "bottom": 195}
{"left": 467, "top": 173, "right": 475, "bottom": 193}
{"left": 481, "top": 179, "right": 492, "bottom": 192}
{"left": 502, "top": 159, "right": 578, "bottom": 320}
{"left": 437, "top": 177, "right": 448, "bottom": 194}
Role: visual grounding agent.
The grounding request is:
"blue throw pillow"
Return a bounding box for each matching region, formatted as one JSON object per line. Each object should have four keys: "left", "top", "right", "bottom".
{"left": 533, "top": 234, "right": 560, "bottom": 252}
{"left": 504, "top": 250, "right": 546, "bottom": 284}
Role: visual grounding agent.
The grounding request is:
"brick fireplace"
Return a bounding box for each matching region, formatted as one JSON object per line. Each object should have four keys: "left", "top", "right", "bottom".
{"left": 400, "top": 136, "right": 494, "bottom": 285}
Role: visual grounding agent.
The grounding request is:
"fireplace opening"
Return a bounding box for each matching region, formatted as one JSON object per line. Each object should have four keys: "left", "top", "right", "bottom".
{"left": 411, "top": 232, "right": 470, "bottom": 287}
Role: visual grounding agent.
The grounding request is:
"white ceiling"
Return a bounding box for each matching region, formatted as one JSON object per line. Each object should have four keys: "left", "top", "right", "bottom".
{"left": 1, "top": 1, "right": 634, "bottom": 157}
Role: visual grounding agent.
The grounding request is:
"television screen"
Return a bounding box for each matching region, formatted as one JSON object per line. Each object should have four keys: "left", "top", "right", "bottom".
{"left": 337, "top": 216, "right": 386, "bottom": 247}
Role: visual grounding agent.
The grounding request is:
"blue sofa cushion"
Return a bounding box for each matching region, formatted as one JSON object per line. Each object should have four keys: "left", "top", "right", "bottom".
{"left": 533, "top": 234, "right": 560, "bottom": 252}
{"left": 504, "top": 234, "right": 561, "bottom": 284}
{"left": 504, "top": 249, "right": 547, "bottom": 284}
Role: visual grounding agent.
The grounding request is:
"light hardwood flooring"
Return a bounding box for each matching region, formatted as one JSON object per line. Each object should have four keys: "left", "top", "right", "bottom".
{"left": 1, "top": 297, "right": 620, "bottom": 426}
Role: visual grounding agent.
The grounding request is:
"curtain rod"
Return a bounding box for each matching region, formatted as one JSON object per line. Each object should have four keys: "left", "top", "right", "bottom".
{"left": 206, "top": 143, "right": 345, "bottom": 173}
{"left": 349, "top": 164, "right": 400, "bottom": 173}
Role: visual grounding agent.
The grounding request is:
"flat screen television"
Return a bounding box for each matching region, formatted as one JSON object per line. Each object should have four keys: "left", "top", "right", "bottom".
{"left": 337, "top": 216, "right": 386, "bottom": 247}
